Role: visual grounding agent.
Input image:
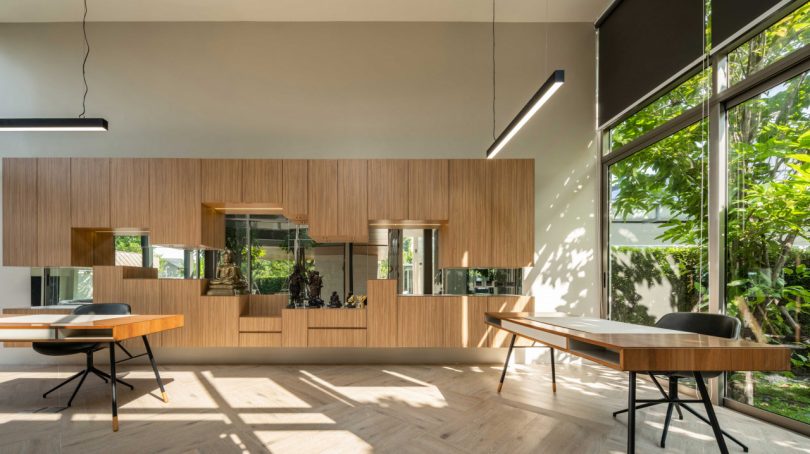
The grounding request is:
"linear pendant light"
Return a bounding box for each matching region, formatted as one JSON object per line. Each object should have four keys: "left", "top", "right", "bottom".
{"left": 0, "top": 0, "right": 108, "bottom": 132}
{"left": 486, "top": 69, "right": 564, "bottom": 159}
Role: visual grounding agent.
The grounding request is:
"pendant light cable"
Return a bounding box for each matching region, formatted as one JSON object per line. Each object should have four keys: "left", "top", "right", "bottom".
{"left": 491, "top": 0, "right": 496, "bottom": 140}
{"left": 79, "top": 0, "right": 90, "bottom": 118}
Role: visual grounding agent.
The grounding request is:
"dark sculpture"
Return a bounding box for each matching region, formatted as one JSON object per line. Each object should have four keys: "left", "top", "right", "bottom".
{"left": 307, "top": 270, "right": 324, "bottom": 308}
{"left": 328, "top": 291, "right": 342, "bottom": 308}
{"left": 287, "top": 264, "right": 308, "bottom": 308}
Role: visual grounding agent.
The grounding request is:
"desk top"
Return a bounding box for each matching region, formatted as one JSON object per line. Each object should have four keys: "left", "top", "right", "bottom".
{"left": 486, "top": 312, "right": 790, "bottom": 372}
{"left": 0, "top": 314, "right": 184, "bottom": 342}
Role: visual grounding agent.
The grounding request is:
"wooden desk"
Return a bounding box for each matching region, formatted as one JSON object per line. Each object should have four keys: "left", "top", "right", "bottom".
{"left": 0, "top": 314, "right": 183, "bottom": 432}
{"left": 485, "top": 313, "right": 790, "bottom": 454}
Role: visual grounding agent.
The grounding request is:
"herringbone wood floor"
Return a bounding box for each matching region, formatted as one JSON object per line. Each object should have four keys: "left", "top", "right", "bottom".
{"left": 0, "top": 362, "right": 806, "bottom": 453}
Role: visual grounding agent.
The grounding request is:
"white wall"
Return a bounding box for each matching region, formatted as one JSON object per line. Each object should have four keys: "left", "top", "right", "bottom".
{"left": 0, "top": 21, "right": 599, "bottom": 363}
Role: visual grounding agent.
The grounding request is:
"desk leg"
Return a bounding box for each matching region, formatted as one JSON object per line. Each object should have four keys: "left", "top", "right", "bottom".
{"left": 627, "top": 372, "right": 636, "bottom": 454}
{"left": 497, "top": 334, "right": 517, "bottom": 393}
{"left": 109, "top": 342, "right": 118, "bottom": 432}
{"left": 695, "top": 372, "right": 729, "bottom": 454}
{"left": 142, "top": 335, "right": 168, "bottom": 403}
{"left": 550, "top": 348, "right": 556, "bottom": 393}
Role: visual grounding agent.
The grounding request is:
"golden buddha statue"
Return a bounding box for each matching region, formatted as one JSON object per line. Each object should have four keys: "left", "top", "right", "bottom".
{"left": 207, "top": 249, "right": 248, "bottom": 295}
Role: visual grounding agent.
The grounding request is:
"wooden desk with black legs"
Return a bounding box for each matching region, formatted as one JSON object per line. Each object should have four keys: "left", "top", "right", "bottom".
{"left": 485, "top": 312, "right": 790, "bottom": 454}
{"left": 0, "top": 314, "right": 184, "bottom": 432}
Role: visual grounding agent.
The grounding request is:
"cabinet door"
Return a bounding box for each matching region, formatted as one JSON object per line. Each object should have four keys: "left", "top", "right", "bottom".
{"left": 440, "top": 160, "right": 491, "bottom": 268}
{"left": 2, "top": 158, "right": 38, "bottom": 266}
{"left": 242, "top": 159, "right": 283, "bottom": 204}
{"left": 337, "top": 160, "right": 368, "bottom": 242}
{"left": 282, "top": 160, "right": 308, "bottom": 222}
{"left": 367, "top": 279, "right": 398, "bottom": 347}
{"left": 368, "top": 160, "right": 408, "bottom": 221}
{"left": 409, "top": 159, "right": 448, "bottom": 221}
{"left": 71, "top": 158, "right": 110, "bottom": 228}
{"left": 110, "top": 158, "right": 150, "bottom": 228}
{"left": 398, "top": 297, "right": 443, "bottom": 347}
{"left": 488, "top": 296, "right": 534, "bottom": 347}
{"left": 37, "top": 158, "right": 72, "bottom": 266}
{"left": 490, "top": 159, "right": 534, "bottom": 268}
{"left": 201, "top": 159, "right": 242, "bottom": 204}
{"left": 160, "top": 279, "right": 205, "bottom": 347}
{"left": 307, "top": 160, "right": 339, "bottom": 240}
{"left": 443, "top": 296, "right": 489, "bottom": 348}
{"left": 149, "top": 159, "right": 201, "bottom": 246}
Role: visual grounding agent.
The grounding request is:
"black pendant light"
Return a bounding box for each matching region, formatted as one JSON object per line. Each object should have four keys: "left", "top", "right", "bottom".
{"left": 486, "top": 0, "right": 563, "bottom": 159}
{"left": 1, "top": 0, "right": 108, "bottom": 132}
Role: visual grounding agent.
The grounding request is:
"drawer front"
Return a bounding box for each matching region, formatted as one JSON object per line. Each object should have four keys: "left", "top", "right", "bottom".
{"left": 308, "top": 329, "right": 367, "bottom": 347}
{"left": 307, "top": 309, "right": 367, "bottom": 328}
{"left": 239, "top": 316, "right": 282, "bottom": 332}
{"left": 239, "top": 332, "right": 282, "bottom": 347}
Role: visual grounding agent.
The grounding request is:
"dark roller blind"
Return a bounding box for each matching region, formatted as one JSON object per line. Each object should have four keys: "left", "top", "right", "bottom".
{"left": 713, "top": 0, "right": 781, "bottom": 46}
{"left": 598, "top": 0, "right": 704, "bottom": 125}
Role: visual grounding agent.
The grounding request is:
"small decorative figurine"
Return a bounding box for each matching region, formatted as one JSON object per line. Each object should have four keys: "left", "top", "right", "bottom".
{"left": 328, "top": 291, "right": 342, "bottom": 308}
{"left": 358, "top": 295, "right": 367, "bottom": 308}
{"left": 346, "top": 293, "right": 357, "bottom": 308}
{"left": 307, "top": 270, "right": 324, "bottom": 308}
{"left": 286, "top": 264, "right": 308, "bottom": 308}
{"left": 207, "top": 249, "right": 248, "bottom": 295}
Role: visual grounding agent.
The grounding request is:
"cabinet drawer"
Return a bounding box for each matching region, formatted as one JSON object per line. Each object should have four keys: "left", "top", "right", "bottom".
{"left": 239, "top": 316, "right": 282, "bottom": 332}
{"left": 308, "top": 329, "right": 367, "bottom": 347}
{"left": 307, "top": 309, "right": 366, "bottom": 328}
{"left": 239, "top": 333, "right": 282, "bottom": 347}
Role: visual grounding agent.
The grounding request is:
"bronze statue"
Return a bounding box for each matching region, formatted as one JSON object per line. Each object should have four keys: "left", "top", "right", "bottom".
{"left": 287, "top": 264, "right": 308, "bottom": 308}
{"left": 207, "top": 249, "right": 248, "bottom": 295}
{"left": 307, "top": 270, "right": 324, "bottom": 307}
{"left": 328, "top": 291, "right": 342, "bottom": 308}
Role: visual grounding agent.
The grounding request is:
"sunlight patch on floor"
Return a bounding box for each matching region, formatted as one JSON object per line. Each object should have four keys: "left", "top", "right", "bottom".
{"left": 201, "top": 371, "right": 310, "bottom": 409}
{"left": 239, "top": 412, "right": 335, "bottom": 425}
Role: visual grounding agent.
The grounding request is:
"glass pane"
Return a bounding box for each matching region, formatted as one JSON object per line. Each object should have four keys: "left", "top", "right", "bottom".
{"left": 606, "top": 70, "right": 711, "bottom": 153}
{"left": 727, "top": 2, "right": 810, "bottom": 86}
{"left": 352, "top": 229, "right": 389, "bottom": 296}
{"left": 114, "top": 235, "right": 144, "bottom": 266}
{"left": 725, "top": 71, "right": 810, "bottom": 425}
{"left": 608, "top": 120, "right": 709, "bottom": 324}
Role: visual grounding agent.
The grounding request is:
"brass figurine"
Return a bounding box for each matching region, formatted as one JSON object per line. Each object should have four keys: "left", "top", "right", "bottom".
{"left": 207, "top": 249, "right": 248, "bottom": 295}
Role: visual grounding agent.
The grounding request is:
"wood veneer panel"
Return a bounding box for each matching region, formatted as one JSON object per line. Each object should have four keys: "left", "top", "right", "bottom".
{"left": 93, "top": 231, "right": 116, "bottom": 266}
{"left": 337, "top": 160, "right": 368, "bottom": 242}
{"left": 488, "top": 296, "right": 534, "bottom": 347}
{"left": 282, "top": 159, "right": 308, "bottom": 222}
{"left": 160, "top": 279, "right": 206, "bottom": 347}
{"left": 308, "top": 328, "right": 367, "bottom": 347}
{"left": 93, "top": 266, "right": 125, "bottom": 303}
{"left": 110, "top": 158, "right": 150, "bottom": 228}
{"left": 70, "top": 158, "right": 110, "bottom": 228}
{"left": 247, "top": 294, "right": 288, "bottom": 316}
{"left": 409, "top": 159, "right": 448, "bottom": 221}
{"left": 239, "top": 332, "right": 282, "bottom": 347}
{"left": 307, "top": 160, "right": 338, "bottom": 240}
{"left": 282, "top": 309, "right": 308, "bottom": 347}
{"left": 367, "top": 160, "right": 408, "bottom": 221}
{"left": 440, "top": 160, "right": 491, "bottom": 268}
{"left": 37, "top": 158, "right": 72, "bottom": 266}
{"left": 307, "top": 309, "right": 366, "bottom": 328}
{"left": 489, "top": 159, "right": 534, "bottom": 268}
{"left": 149, "top": 159, "right": 201, "bottom": 247}
{"left": 242, "top": 160, "right": 283, "bottom": 204}
{"left": 3, "top": 158, "right": 38, "bottom": 266}
{"left": 443, "top": 296, "right": 489, "bottom": 348}
{"left": 397, "top": 296, "right": 444, "bottom": 347}
{"left": 196, "top": 295, "right": 246, "bottom": 347}
{"left": 201, "top": 159, "right": 242, "bottom": 203}
{"left": 239, "top": 316, "right": 282, "bottom": 332}
{"left": 201, "top": 205, "right": 225, "bottom": 249}
{"left": 367, "top": 279, "right": 398, "bottom": 347}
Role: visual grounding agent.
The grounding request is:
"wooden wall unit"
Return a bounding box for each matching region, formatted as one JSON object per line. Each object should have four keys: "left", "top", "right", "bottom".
{"left": 282, "top": 159, "right": 308, "bottom": 222}
{"left": 368, "top": 160, "right": 408, "bottom": 221}
{"left": 337, "top": 159, "right": 369, "bottom": 243}
{"left": 443, "top": 296, "right": 489, "bottom": 348}
{"left": 240, "top": 332, "right": 282, "bottom": 347}
{"left": 489, "top": 159, "right": 534, "bottom": 268}
{"left": 282, "top": 309, "right": 308, "bottom": 347}
{"left": 201, "top": 205, "right": 225, "bottom": 250}
{"left": 70, "top": 158, "right": 110, "bottom": 228}
{"left": 397, "top": 296, "right": 444, "bottom": 347}
{"left": 149, "top": 158, "right": 202, "bottom": 247}
{"left": 246, "top": 294, "right": 288, "bottom": 316}
{"left": 308, "top": 329, "right": 367, "bottom": 347}
{"left": 201, "top": 159, "right": 242, "bottom": 204}
{"left": 37, "top": 158, "right": 73, "bottom": 266}
{"left": 110, "top": 158, "right": 150, "bottom": 228}
{"left": 195, "top": 295, "right": 246, "bottom": 347}
{"left": 308, "top": 309, "right": 366, "bottom": 328}
{"left": 367, "top": 279, "right": 398, "bottom": 347}
{"left": 440, "top": 160, "right": 491, "bottom": 268}
{"left": 2, "top": 158, "right": 38, "bottom": 266}
{"left": 160, "top": 279, "right": 206, "bottom": 347}
{"left": 242, "top": 159, "right": 283, "bottom": 204}
{"left": 307, "top": 160, "right": 339, "bottom": 240}
{"left": 409, "top": 159, "right": 448, "bottom": 221}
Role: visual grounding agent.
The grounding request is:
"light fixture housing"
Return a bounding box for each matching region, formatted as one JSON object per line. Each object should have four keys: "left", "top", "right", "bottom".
{"left": 0, "top": 118, "right": 108, "bottom": 132}
{"left": 486, "top": 69, "right": 564, "bottom": 159}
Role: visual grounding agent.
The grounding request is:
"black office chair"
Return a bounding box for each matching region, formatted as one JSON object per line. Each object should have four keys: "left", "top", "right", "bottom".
{"left": 36, "top": 303, "right": 135, "bottom": 407}
{"left": 613, "top": 312, "right": 747, "bottom": 452}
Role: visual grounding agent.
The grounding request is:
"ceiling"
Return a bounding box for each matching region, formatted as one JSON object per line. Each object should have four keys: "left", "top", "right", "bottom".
{"left": 0, "top": 0, "right": 611, "bottom": 23}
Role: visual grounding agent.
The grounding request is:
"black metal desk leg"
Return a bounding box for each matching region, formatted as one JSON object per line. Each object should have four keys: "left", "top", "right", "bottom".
{"left": 550, "top": 347, "right": 556, "bottom": 393}
{"left": 497, "top": 334, "right": 517, "bottom": 393}
{"left": 627, "top": 372, "right": 636, "bottom": 454}
{"left": 695, "top": 372, "right": 729, "bottom": 454}
{"left": 109, "top": 342, "right": 118, "bottom": 432}
{"left": 143, "top": 335, "right": 168, "bottom": 403}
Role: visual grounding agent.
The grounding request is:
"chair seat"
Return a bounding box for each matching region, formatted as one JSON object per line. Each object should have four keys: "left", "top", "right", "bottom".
{"left": 32, "top": 342, "right": 100, "bottom": 356}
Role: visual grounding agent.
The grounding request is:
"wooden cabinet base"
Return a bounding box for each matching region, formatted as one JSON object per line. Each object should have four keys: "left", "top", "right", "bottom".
{"left": 308, "top": 329, "right": 367, "bottom": 347}
{"left": 239, "top": 332, "right": 282, "bottom": 347}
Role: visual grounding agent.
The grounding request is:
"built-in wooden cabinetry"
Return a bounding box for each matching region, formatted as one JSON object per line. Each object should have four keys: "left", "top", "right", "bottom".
{"left": 71, "top": 158, "right": 110, "bottom": 228}
{"left": 490, "top": 159, "right": 534, "bottom": 268}
{"left": 2, "top": 158, "right": 38, "bottom": 266}
{"left": 37, "top": 158, "right": 73, "bottom": 266}
{"left": 307, "top": 160, "right": 369, "bottom": 243}
{"left": 368, "top": 160, "right": 409, "bottom": 221}
{"left": 150, "top": 159, "right": 202, "bottom": 247}
{"left": 282, "top": 159, "right": 308, "bottom": 222}
{"left": 110, "top": 158, "right": 150, "bottom": 228}
{"left": 201, "top": 159, "right": 242, "bottom": 204}
{"left": 409, "top": 159, "right": 448, "bottom": 221}
{"left": 242, "top": 159, "right": 283, "bottom": 204}
{"left": 367, "top": 279, "right": 398, "bottom": 347}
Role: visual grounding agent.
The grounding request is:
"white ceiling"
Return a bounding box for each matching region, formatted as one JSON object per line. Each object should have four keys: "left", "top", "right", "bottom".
{"left": 0, "top": 0, "right": 611, "bottom": 23}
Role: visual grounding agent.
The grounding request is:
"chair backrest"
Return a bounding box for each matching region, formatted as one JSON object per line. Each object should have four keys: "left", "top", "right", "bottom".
{"left": 655, "top": 312, "right": 741, "bottom": 339}
{"left": 73, "top": 303, "right": 131, "bottom": 316}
